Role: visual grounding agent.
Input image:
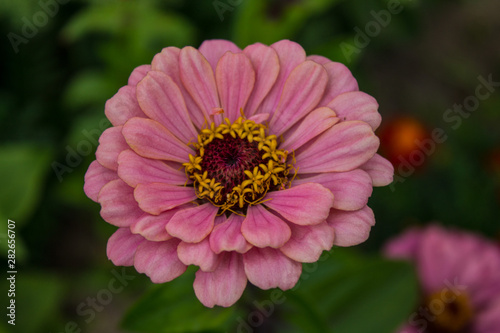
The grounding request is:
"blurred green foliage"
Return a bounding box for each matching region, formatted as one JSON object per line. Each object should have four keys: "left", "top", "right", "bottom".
{"left": 0, "top": 0, "right": 499, "bottom": 332}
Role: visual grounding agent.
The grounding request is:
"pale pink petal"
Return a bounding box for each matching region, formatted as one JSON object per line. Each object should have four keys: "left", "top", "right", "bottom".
{"left": 95, "top": 126, "right": 129, "bottom": 171}
{"left": 137, "top": 71, "right": 198, "bottom": 143}
{"left": 128, "top": 64, "right": 151, "bottom": 86}
{"left": 194, "top": 252, "right": 247, "bottom": 308}
{"left": 359, "top": 153, "right": 394, "bottom": 187}
{"left": 241, "top": 205, "right": 291, "bottom": 248}
{"left": 151, "top": 47, "right": 180, "bottom": 73}
{"left": 134, "top": 239, "right": 187, "bottom": 283}
{"left": 134, "top": 183, "right": 196, "bottom": 215}
{"left": 383, "top": 227, "right": 423, "bottom": 260}
{"left": 417, "top": 226, "right": 468, "bottom": 293}
{"left": 151, "top": 47, "right": 205, "bottom": 128}
{"left": 106, "top": 227, "right": 145, "bottom": 266}
{"left": 326, "top": 206, "right": 375, "bottom": 247}
{"left": 327, "top": 91, "right": 381, "bottom": 130}
{"left": 474, "top": 298, "right": 500, "bottom": 333}
{"left": 256, "top": 40, "right": 306, "bottom": 115}
{"left": 84, "top": 161, "right": 118, "bottom": 202}
{"left": 248, "top": 113, "right": 269, "bottom": 124}
{"left": 318, "top": 62, "right": 359, "bottom": 106}
{"left": 98, "top": 179, "right": 144, "bottom": 227}
{"left": 243, "top": 43, "right": 280, "bottom": 115}
{"left": 210, "top": 214, "right": 252, "bottom": 254}
{"left": 294, "top": 170, "right": 373, "bottom": 211}
{"left": 306, "top": 55, "right": 331, "bottom": 65}
{"left": 130, "top": 208, "right": 185, "bottom": 242}
{"left": 122, "top": 117, "right": 193, "bottom": 163}
{"left": 117, "top": 149, "right": 188, "bottom": 188}
{"left": 216, "top": 52, "right": 255, "bottom": 122}
{"left": 280, "top": 222, "right": 335, "bottom": 263}
{"left": 243, "top": 247, "right": 302, "bottom": 290}
{"left": 265, "top": 183, "right": 334, "bottom": 226}
{"left": 179, "top": 46, "right": 219, "bottom": 120}
{"left": 295, "top": 121, "right": 379, "bottom": 173}
{"left": 199, "top": 39, "right": 242, "bottom": 71}
{"left": 177, "top": 237, "right": 219, "bottom": 272}
{"left": 280, "top": 107, "right": 339, "bottom": 152}
{"left": 105, "top": 86, "right": 146, "bottom": 126}
{"left": 269, "top": 61, "right": 328, "bottom": 136}
{"left": 166, "top": 203, "right": 218, "bottom": 243}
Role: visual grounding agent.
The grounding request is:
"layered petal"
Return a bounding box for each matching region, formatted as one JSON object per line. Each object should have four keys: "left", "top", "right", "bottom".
{"left": 265, "top": 183, "right": 334, "bottom": 226}
{"left": 122, "top": 117, "right": 193, "bottom": 163}
{"left": 294, "top": 170, "right": 373, "bottom": 211}
{"left": 166, "top": 203, "right": 218, "bottom": 243}
{"left": 210, "top": 214, "right": 252, "bottom": 254}
{"left": 199, "top": 39, "right": 241, "bottom": 71}
{"left": 128, "top": 64, "right": 151, "bottom": 86}
{"left": 117, "top": 149, "right": 187, "bottom": 188}
{"left": 98, "top": 179, "right": 144, "bottom": 227}
{"left": 105, "top": 85, "right": 146, "bottom": 126}
{"left": 360, "top": 153, "right": 394, "bottom": 187}
{"left": 177, "top": 237, "right": 219, "bottom": 272}
{"left": 318, "top": 62, "right": 358, "bottom": 106}
{"left": 151, "top": 47, "right": 205, "bottom": 128}
{"left": 257, "top": 40, "right": 306, "bottom": 115}
{"left": 326, "top": 206, "right": 375, "bottom": 247}
{"left": 280, "top": 222, "right": 335, "bottom": 263}
{"left": 130, "top": 208, "right": 184, "bottom": 242}
{"left": 95, "top": 126, "right": 129, "bottom": 171}
{"left": 241, "top": 205, "right": 291, "bottom": 248}
{"left": 136, "top": 71, "right": 198, "bottom": 143}
{"left": 106, "top": 228, "right": 145, "bottom": 266}
{"left": 134, "top": 183, "right": 196, "bottom": 215}
{"left": 243, "top": 43, "right": 280, "bottom": 115}
{"left": 243, "top": 247, "right": 302, "bottom": 290}
{"left": 327, "top": 91, "right": 381, "bottom": 130}
{"left": 179, "top": 46, "right": 219, "bottom": 120}
{"left": 134, "top": 239, "right": 187, "bottom": 283}
{"left": 269, "top": 60, "right": 328, "bottom": 136}
{"left": 194, "top": 252, "right": 247, "bottom": 308}
{"left": 216, "top": 52, "right": 255, "bottom": 122}
{"left": 306, "top": 55, "right": 331, "bottom": 65}
{"left": 280, "top": 107, "right": 339, "bottom": 152}
{"left": 84, "top": 161, "right": 118, "bottom": 202}
{"left": 295, "top": 121, "right": 379, "bottom": 173}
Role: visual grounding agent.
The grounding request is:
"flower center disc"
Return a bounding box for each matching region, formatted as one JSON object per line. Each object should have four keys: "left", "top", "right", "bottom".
{"left": 425, "top": 290, "right": 474, "bottom": 333}
{"left": 183, "top": 115, "right": 295, "bottom": 215}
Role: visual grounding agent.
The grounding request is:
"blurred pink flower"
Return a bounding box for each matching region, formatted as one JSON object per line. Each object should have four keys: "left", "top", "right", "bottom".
{"left": 385, "top": 225, "right": 500, "bottom": 333}
{"left": 84, "top": 39, "right": 393, "bottom": 307}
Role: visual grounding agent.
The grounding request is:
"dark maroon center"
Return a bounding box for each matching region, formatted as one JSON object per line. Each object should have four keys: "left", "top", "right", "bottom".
{"left": 200, "top": 134, "right": 265, "bottom": 200}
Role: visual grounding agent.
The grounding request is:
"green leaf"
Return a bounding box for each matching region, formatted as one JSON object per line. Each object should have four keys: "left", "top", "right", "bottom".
{"left": 122, "top": 269, "right": 241, "bottom": 333}
{"left": 0, "top": 144, "right": 53, "bottom": 225}
{"left": 11, "top": 272, "right": 65, "bottom": 333}
{"left": 290, "top": 248, "right": 419, "bottom": 333}
{"left": 234, "top": 0, "right": 342, "bottom": 46}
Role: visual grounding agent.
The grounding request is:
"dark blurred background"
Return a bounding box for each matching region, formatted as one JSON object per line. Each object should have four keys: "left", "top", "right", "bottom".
{"left": 1, "top": 0, "right": 499, "bottom": 332}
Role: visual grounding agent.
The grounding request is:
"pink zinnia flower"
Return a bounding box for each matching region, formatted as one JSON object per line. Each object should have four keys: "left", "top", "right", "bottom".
{"left": 385, "top": 225, "right": 500, "bottom": 333}
{"left": 84, "top": 39, "right": 393, "bottom": 307}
